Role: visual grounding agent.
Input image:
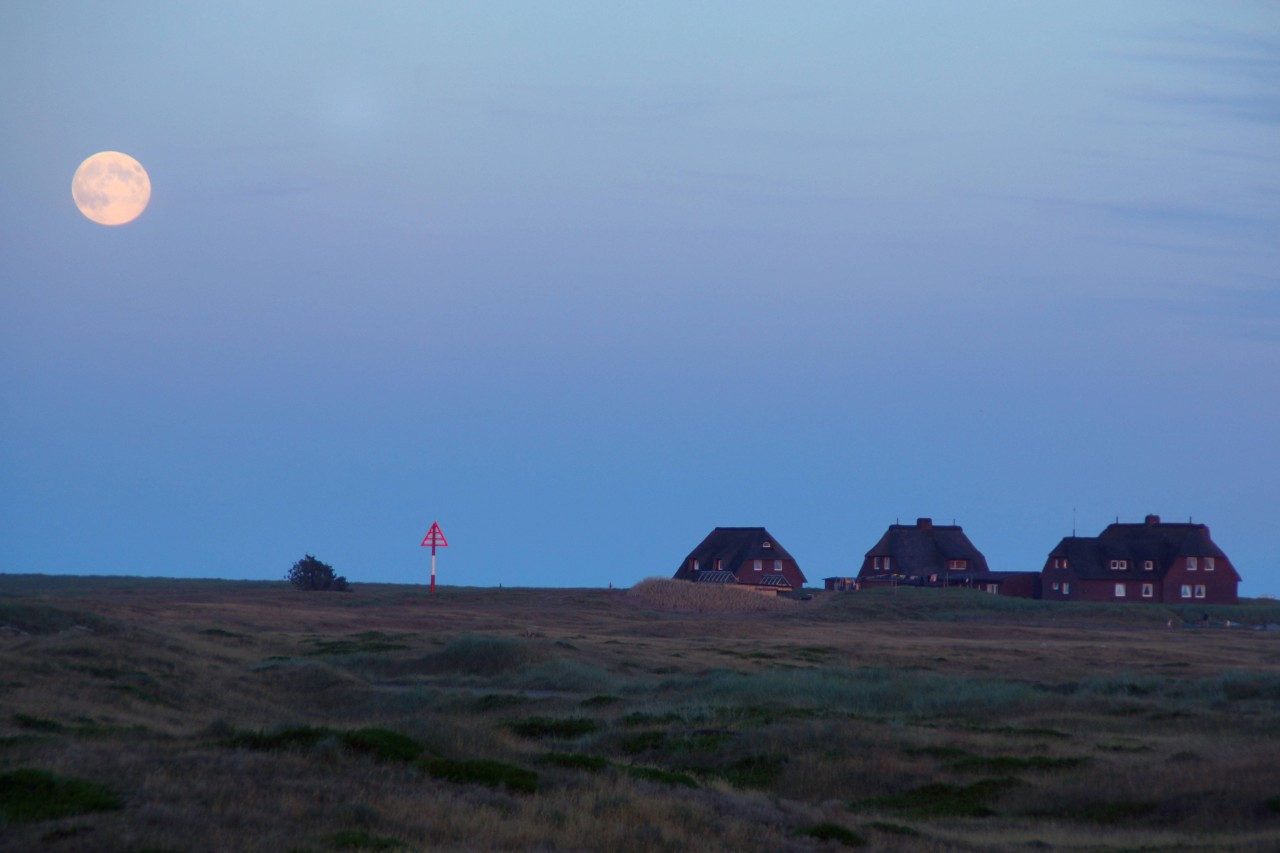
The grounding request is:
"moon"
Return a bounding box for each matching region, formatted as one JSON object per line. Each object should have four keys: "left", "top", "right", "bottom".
{"left": 72, "top": 151, "right": 151, "bottom": 226}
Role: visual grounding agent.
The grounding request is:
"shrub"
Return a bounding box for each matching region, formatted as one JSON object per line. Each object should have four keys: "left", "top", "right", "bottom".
{"left": 626, "top": 766, "right": 698, "bottom": 787}
{"left": 0, "top": 768, "right": 122, "bottom": 823}
{"left": 340, "top": 728, "right": 423, "bottom": 763}
{"left": 856, "top": 778, "right": 1020, "bottom": 818}
{"left": 418, "top": 758, "right": 538, "bottom": 793}
{"left": 800, "top": 822, "right": 866, "bottom": 847}
{"left": 507, "top": 716, "right": 598, "bottom": 738}
{"left": 539, "top": 752, "right": 609, "bottom": 772}
{"left": 286, "top": 554, "right": 349, "bottom": 592}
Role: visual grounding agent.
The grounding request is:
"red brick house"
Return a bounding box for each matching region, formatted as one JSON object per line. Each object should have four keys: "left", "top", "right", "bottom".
{"left": 674, "top": 527, "right": 806, "bottom": 595}
{"left": 856, "top": 518, "right": 993, "bottom": 588}
{"left": 1041, "top": 515, "right": 1240, "bottom": 605}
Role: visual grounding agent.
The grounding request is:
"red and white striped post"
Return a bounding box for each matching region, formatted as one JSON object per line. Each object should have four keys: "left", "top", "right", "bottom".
{"left": 420, "top": 521, "right": 448, "bottom": 593}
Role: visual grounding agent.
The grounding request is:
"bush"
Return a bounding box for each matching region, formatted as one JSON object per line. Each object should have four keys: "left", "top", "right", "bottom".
{"left": 0, "top": 768, "right": 122, "bottom": 823}
{"left": 286, "top": 554, "right": 349, "bottom": 592}
{"left": 418, "top": 758, "right": 538, "bottom": 793}
{"left": 800, "top": 823, "right": 866, "bottom": 847}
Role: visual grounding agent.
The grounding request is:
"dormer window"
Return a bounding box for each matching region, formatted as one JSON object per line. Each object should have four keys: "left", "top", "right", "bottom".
{"left": 1187, "top": 557, "right": 1198, "bottom": 571}
{"left": 753, "top": 560, "right": 763, "bottom": 571}
{"left": 1205, "top": 558, "right": 1215, "bottom": 572}
{"left": 1144, "top": 560, "right": 1154, "bottom": 571}
{"left": 691, "top": 559, "right": 699, "bottom": 572}
{"left": 1052, "top": 557, "right": 1068, "bottom": 570}
{"left": 714, "top": 559, "right": 722, "bottom": 571}
{"left": 947, "top": 559, "right": 968, "bottom": 570}
{"left": 762, "top": 542, "right": 772, "bottom": 549}
{"left": 1110, "top": 559, "right": 1127, "bottom": 571}
{"left": 773, "top": 561, "right": 782, "bottom": 572}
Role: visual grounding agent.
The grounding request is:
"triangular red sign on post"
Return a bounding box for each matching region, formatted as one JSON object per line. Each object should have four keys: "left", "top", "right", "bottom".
{"left": 421, "top": 521, "right": 448, "bottom": 594}
{"left": 421, "top": 521, "right": 448, "bottom": 550}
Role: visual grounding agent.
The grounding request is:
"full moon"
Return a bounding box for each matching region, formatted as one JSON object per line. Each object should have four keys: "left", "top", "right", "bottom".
{"left": 71, "top": 151, "right": 151, "bottom": 226}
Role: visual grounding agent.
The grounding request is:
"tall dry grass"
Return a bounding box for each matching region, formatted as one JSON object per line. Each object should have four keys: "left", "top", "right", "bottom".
{"left": 627, "top": 577, "right": 798, "bottom": 612}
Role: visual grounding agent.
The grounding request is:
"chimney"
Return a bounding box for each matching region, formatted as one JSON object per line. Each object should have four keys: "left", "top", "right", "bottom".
{"left": 917, "top": 517, "right": 933, "bottom": 530}
{"left": 1145, "top": 514, "right": 1160, "bottom": 527}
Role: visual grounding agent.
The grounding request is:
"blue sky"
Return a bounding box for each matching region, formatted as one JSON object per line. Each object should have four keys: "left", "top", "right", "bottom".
{"left": 3, "top": 2, "right": 1278, "bottom": 594}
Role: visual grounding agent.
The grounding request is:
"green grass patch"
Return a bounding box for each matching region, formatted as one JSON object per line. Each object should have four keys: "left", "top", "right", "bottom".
{"left": 473, "top": 693, "right": 532, "bottom": 711}
{"left": 799, "top": 822, "right": 866, "bottom": 847}
{"left": 864, "top": 821, "right": 921, "bottom": 837}
{"left": 948, "top": 755, "right": 1088, "bottom": 773}
{"left": 0, "top": 768, "right": 123, "bottom": 823}
{"left": 539, "top": 752, "right": 609, "bottom": 772}
{"left": 224, "top": 725, "right": 333, "bottom": 751}
{"left": 507, "top": 716, "right": 598, "bottom": 738}
{"left": 418, "top": 757, "right": 538, "bottom": 793}
{"left": 700, "top": 753, "right": 787, "bottom": 789}
{"left": 306, "top": 632, "right": 410, "bottom": 655}
{"left": 12, "top": 713, "right": 67, "bottom": 733}
{"left": 1033, "top": 800, "right": 1157, "bottom": 824}
{"left": 1265, "top": 794, "right": 1280, "bottom": 814}
{"left": 339, "top": 728, "right": 423, "bottom": 763}
{"left": 580, "top": 694, "right": 622, "bottom": 707}
{"left": 856, "top": 777, "right": 1020, "bottom": 818}
{"left": 626, "top": 766, "right": 698, "bottom": 787}
{"left": 201, "top": 628, "right": 243, "bottom": 638}
{"left": 327, "top": 828, "right": 407, "bottom": 850}
{"left": 619, "top": 730, "right": 666, "bottom": 755}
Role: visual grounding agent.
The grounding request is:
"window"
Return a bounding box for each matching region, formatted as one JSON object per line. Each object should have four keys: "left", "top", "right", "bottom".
{"left": 1142, "top": 583, "right": 1153, "bottom": 598}
{"left": 884, "top": 556, "right": 891, "bottom": 570}
{"left": 1194, "top": 585, "right": 1206, "bottom": 599}
{"left": 1052, "top": 557, "right": 1068, "bottom": 569}
{"left": 1052, "top": 582, "right": 1060, "bottom": 591}
{"left": 873, "top": 556, "right": 881, "bottom": 570}
{"left": 1062, "top": 583, "right": 1070, "bottom": 595}
{"left": 714, "top": 559, "right": 722, "bottom": 571}
{"left": 773, "top": 561, "right": 782, "bottom": 572}
{"left": 1187, "top": 557, "right": 1197, "bottom": 571}
{"left": 1115, "top": 583, "right": 1126, "bottom": 597}
{"left": 1181, "top": 585, "right": 1192, "bottom": 599}
{"left": 753, "top": 560, "right": 762, "bottom": 572}
{"left": 762, "top": 541, "right": 772, "bottom": 549}
{"left": 1144, "top": 560, "right": 1154, "bottom": 571}
{"left": 691, "top": 559, "right": 699, "bottom": 572}
{"left": 1205, "top": 558, "right": 1215, "bottom": 572}
{"left": 1110, "top": 559, "right": 1127, "bottom": 571}
{"left": 948, "top": 559, "right": 968, "bottom": 570}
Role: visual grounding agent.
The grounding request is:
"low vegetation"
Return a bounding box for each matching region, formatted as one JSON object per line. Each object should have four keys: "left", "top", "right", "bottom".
{"left": 1, "top": 576, "right": 1278, "bottom": 851}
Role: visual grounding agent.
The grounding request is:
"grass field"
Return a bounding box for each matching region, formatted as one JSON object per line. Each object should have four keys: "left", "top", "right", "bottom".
{"left": 2, "top": 574, "right": 1279, "bottom": 852}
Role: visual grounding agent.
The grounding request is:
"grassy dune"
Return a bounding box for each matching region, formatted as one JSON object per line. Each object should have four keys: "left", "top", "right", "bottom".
{"left": 1, "top": 575, "right": 1278, "bottom": 851}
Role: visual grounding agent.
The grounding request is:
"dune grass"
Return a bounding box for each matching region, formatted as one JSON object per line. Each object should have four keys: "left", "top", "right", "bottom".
{"left": 0, "top": 575, "right": 1278, "bottom": 851}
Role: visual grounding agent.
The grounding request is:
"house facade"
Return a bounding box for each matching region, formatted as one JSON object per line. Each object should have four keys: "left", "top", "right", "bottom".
{"left": 1041, "top": 515, "right": 1240, "bottom": 605}
{"left": 674, "top": 527, "right": 806, "bottom": 595}
{"left": 856, "top": 518, "right": 994, "bottom": 588}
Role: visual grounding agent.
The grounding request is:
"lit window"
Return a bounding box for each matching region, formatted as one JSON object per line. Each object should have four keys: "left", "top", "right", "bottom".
{"left": 1142, "top": 583, "right": 1153, "bottom": 598}
{"left": 1205, "top": 558, "right": 1215, "bottom": 572}
{"left": 1115, "top": 583, "right": 1126, "bottom": 597}
{"left": 948, "top": 559, "right": 968, "bottom": 570}
{"left": 1194, "top": 585, "right": 1206, "bottom": 599}
{"left": 1110, "top": 560, "right": 1127, "bottom": 571}
{"left": 1187, "top": 557, "right": 1198, "bottom": 571}
{"left": 1181, "top": 585, "right": 1192, "bottom": 599}
{"left": 714, "top": 559, "right": 722, "bottom": 571}
{"left": 1144, "top": 561, "right": 1154, "bottom": 571}
{"left": 753, "top": 560, "right": 762, "bottom": 572}
{"left": 691, "top": 559, "right": 699, "bottom": 572}
{"left": 773, "top": 561, "right": 782, "bottom": 572}
{"left": 1053, "top": 557, "right": 1068, "bottom": 569}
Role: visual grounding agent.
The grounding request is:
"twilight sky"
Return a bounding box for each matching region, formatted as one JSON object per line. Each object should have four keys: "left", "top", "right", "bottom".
{"left": 3, "top": 2, "right": 1278, "bottom": 594}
